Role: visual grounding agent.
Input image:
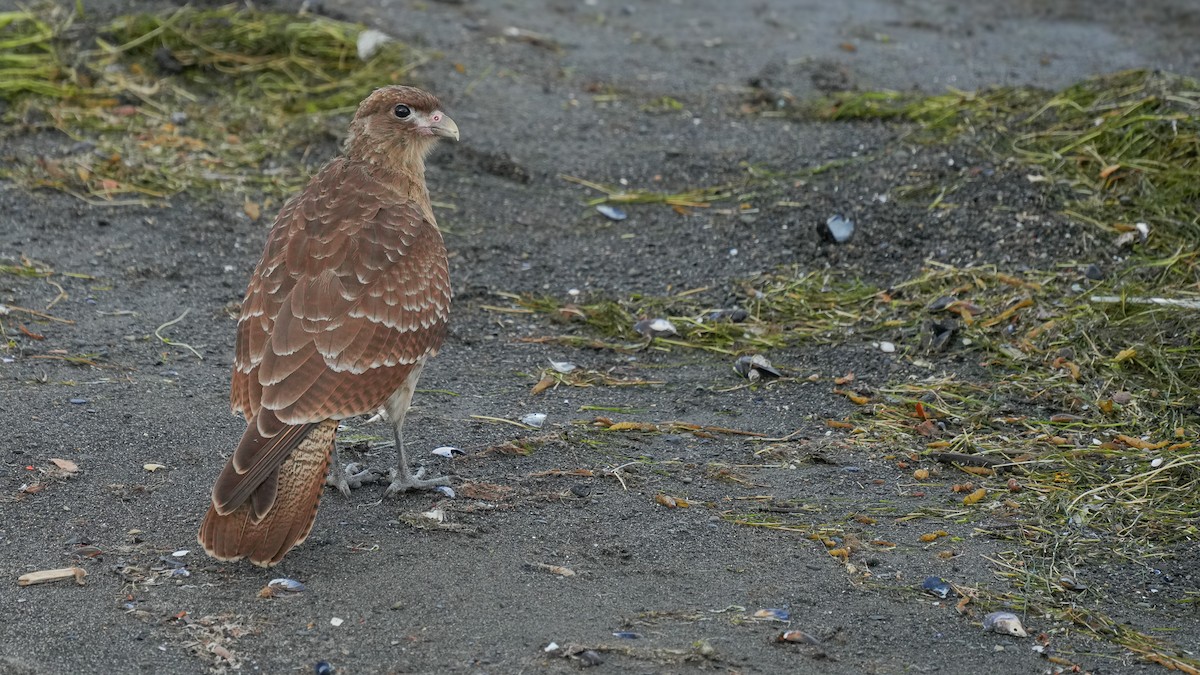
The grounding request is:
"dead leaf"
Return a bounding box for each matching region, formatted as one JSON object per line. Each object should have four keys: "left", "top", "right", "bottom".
{"left": 50, "top": 458, "right": 79, "bottom": 474}
{"left": 459, "top": 482, "right": 515, "bottom": 501}
{"left": 530, "top": 375, "right": 555, "bottom": 395}
{"left": 1113, "top": 347, "right": 1137, "bottom": 363}
{"left": 243, "top": 199, "right": 261, "bottom": 222}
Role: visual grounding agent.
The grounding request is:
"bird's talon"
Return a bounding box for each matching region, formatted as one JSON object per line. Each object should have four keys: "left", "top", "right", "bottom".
{"left": 383, "top": 467, "right": 451, "bottom": 497}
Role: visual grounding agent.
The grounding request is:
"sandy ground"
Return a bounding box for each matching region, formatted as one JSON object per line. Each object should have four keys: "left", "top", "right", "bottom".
{"left": 2, "top": 1, "right": 1198, "bottom": 673}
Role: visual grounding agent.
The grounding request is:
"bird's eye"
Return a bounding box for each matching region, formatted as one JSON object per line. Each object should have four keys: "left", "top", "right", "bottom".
{"left": 393, "top": 104, "right": 411, "bottom": 119}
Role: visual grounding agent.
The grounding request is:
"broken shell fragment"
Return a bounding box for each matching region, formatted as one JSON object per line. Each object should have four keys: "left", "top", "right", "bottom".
{"left": 548, "top": 359, "right": 577, "bottom": 374}
{"left": 267, "top": 578, "right": 306, "bottom": 594}
{"left": 17, "top": 567, "right": 87, "bottom": 586}
{"left": 595, "top": 204, "right": 627, "bottom": 221}
{"left": 431, "top": 446, "right": 464, "bottom": 458}
{"left": 434, "top": 485, "right": 456, "bottom": 499}
{"left": 820, "top": 214, "right": 854, "bottom": 243}
{"left": 753, "top": 608, "right": 791, "bottom": 622}
{"left": 633, "top": 317, "right": 677, "bottom": 338}
{"left": 521, "top": 412, "right": 547, "bottom": 428}
{"left": 777, "top": 629, "right": 820, "bottom": 644}
{"left": 921, "top": 576, "right": 952, "bottom": 599}
{"left": 983, "top": 611, "right": 1028, "bottom": 637}
{"left": 734, "top": 354, "right": 782, "bottom": 381}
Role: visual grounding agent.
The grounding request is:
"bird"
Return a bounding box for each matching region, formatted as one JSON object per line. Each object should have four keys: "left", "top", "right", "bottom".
{"left": 198, "top": 85, "right": 458, "bottom": 567}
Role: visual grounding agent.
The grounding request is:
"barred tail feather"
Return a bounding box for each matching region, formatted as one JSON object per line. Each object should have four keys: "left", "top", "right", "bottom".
{"left": 198, "top": 420, "right": 336, "bottom": 567}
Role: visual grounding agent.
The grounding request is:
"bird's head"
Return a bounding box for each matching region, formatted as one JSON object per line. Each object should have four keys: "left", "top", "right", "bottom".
{"left": 345, "top": 85, "right": 459, "bottom": 169}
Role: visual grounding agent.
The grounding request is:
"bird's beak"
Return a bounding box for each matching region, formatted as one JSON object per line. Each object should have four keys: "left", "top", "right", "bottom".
{"left": 428, "top": 112, "right": 459, "bottom": 141}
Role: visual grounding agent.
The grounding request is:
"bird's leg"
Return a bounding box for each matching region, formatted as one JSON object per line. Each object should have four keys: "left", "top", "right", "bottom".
{"left": 325, "top": 436, "right": 383, "bottom": 497}
{"left": 383, "top": 362, "right": 450, "bottom": 496}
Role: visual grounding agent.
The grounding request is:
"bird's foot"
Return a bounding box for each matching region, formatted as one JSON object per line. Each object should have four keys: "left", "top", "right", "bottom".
{"left": 326, "top": 462, "right": 385, "bottom": 497}
{"left": 383, "top": 466, "right": 450, "bottom": 497}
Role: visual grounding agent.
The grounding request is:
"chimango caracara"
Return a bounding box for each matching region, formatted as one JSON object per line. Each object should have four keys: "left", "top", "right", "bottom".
{"left": 199, "top": 86, "right": 458, "bottom": 567}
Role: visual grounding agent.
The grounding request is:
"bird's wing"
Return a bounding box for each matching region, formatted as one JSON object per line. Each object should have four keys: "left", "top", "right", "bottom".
{"left": 228, "top": 159, "right": 450, "bottom": 474}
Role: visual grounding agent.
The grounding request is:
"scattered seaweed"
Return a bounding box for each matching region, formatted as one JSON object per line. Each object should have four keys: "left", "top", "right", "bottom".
{"left": 532, "top": 70, "right": 1200, "bottom": 670}
{"left": 0, "top": 4, "right": 422, "bottom": 202}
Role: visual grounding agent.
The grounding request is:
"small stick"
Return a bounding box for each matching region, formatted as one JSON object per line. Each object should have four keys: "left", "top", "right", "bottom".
{"left": 1090, "top": 295, "right": 1200, "bottom": 310}
{"left": 4, "top": 304, "right": 74, "bottom": 324}
{"left": 18, "top": 567, "right": 87, "bottom": 586}
{"left": 45, "top": 279, "right": 67, "bottom": 310}
{"left": 154, "top": 309, "right": 204, "bottom": 361}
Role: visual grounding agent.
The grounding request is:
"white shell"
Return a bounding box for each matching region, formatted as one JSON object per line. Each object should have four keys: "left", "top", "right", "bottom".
{"left": 549, "top": 359, "right": 577, "bottom": 374}
{"left": 983, "top": 611, "right": 1028, "bottom": 637}
{"left": 648, "top": 318, "right": 675, "bottom": 334}
{"left": 521, "top": 413, "right": 547, "bottom": 428}
{"left": 596, "top": 204, "right": 627, "bottom": 221}
{"left": 431, "top": 446, "right": 461, "bottom": 458}
{"left": 330, "top": 617, "right": 345, "bottom": 627}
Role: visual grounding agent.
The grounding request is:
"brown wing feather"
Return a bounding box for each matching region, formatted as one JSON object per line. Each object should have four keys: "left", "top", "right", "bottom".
{"left": 222, "top": 159, "right": 450, "bottom": 519}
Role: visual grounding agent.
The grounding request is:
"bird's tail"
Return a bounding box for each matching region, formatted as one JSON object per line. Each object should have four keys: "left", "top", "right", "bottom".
{"left": 198, "top": 419, "right": 337, "bottom": 567}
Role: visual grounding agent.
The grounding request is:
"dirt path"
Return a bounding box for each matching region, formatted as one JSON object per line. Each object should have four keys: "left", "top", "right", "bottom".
{"left": 2, "top": 1, "right": 1198, "bottom": 673}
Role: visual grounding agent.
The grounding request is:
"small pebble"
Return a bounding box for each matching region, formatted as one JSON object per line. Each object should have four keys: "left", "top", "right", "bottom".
{"left": 314, "top": 661, "right": 333, "bottom": 675}
{"left": 579, "top": 650, "right": 604, "bottom": 666}
{"left": 70, "top": 398, "right": 88, "bottom": 405}
{"left": 879, "top": 341, "right": 896, "bottom": 353}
